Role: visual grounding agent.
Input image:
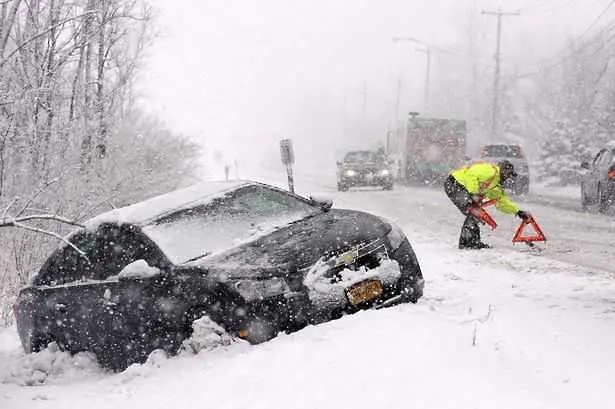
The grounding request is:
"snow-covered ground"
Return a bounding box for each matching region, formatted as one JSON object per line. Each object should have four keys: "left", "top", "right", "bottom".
{"left": 531, "top": 182, "right": 580, "bottom": 201}
{"left": 2, "top": 177, "right": 615, "bottom": 409}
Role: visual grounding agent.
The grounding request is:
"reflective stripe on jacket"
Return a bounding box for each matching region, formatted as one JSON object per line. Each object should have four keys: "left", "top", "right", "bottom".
{"left": 450, "top": 162, "right": 520, "bottom": 215}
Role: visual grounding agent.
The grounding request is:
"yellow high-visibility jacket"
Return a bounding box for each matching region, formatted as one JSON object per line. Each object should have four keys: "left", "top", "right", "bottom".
{"left": 451, "top": 162, "right": 520, "bottom": 215}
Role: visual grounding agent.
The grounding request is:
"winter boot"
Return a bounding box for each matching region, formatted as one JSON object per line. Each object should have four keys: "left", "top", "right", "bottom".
{"left": 458, "top": 214, "right": 490, "bottom": 249}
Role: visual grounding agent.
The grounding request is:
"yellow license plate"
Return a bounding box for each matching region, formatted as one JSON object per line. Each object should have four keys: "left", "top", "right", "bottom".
{"left": 346, "top": 280, "right": 384, "bottom": 305}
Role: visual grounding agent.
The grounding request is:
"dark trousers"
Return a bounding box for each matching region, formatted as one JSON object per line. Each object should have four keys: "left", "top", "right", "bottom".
{"left": 443, "top": 175, "right": 482, "bottom": 247}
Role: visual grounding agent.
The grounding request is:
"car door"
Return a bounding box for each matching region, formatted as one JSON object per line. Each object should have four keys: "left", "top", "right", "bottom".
{"left": 33, "top": 224, "right": 171, "bottom": 362}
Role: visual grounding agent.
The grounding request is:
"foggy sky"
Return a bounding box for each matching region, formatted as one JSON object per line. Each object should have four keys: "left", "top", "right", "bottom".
{"left": 140, "top": 0, "right": 608, "bottom": 178}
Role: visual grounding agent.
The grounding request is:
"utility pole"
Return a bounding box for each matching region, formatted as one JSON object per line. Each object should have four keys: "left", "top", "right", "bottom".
{"left": 416, "top": 47, "right": 431, "bottom": 112}
{"left": 342, "top": 88, "right": 347, "bottom": 141}
{"left": 392, "top": 37, "right": 432, "bottom": 113}
{"left": 394, "top": 77, "right": 401, "bottom": 122}
{"left": 362, "top": 81, "right": 367, "bottom": 139}
{"left": 482, "top": 9, "right": 519, "bottom": 141}
{"left": 362, "top": 81, "right": 367, "bottom": 115}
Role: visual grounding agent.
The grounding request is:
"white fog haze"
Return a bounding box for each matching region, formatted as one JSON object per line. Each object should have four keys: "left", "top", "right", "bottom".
{"left": 141, "top": 0, "right": 605, "bottom": 176}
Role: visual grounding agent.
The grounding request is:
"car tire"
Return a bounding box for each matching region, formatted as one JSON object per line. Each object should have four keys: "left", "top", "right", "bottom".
{"left": 581, "top": 184, "right": 590, "bottom": 212}
{"left": 598, "top": 183, "right": 612, "bottom": 213}
{"left": 239, "top": 316, "right": 277, "bottom": 344}
{"left": 383, "top": 183, "right": 393, "bottom": 191}
{"left": 30, "top": 332, "right": 54, "bottom": 353}
{"left": 338, "top": 184, "right": 349, "bottom": 192}
{"left": 512, "top": 178, "right": 529, "bottom": 195}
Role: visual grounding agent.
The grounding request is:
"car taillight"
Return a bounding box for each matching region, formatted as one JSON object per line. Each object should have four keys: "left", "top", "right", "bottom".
{"left": 609, "top": 167, "right": 615, "bottom": 179}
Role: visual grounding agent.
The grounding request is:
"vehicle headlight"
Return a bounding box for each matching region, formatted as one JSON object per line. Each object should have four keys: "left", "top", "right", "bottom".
{"left": 344, "top": 170, "right": 358, "bottom": 177}
{"left": 385, "top": 221, "right": 407, "bottom": 250}
{"left": 380, "top": 169, "right": 390, "bottom": 176}
{"left": 235, "top": 278, "right": 290, "bottom": 301}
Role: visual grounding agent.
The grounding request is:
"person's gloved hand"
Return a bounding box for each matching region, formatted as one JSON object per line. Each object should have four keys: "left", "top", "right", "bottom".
{"left": 517, "top": 210, "right": 532, "bottom": 221}
{"left": 471, "top": 195, "right": 483, "bottom": 205}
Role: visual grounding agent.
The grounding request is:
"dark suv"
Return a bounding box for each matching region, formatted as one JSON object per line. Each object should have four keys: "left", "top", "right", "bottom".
{"left": 480, "top": 144, "right": 530, "bottom": 195}
{"left": 581, "top": 145, "right": 615, "bottom": 213}
{"left": 337, "top": 151, "right": 394, "bottom": 191}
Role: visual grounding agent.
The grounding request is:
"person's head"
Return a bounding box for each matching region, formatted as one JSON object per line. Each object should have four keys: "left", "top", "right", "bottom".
{"left": 498, "top": 160, "right": 518, "bottom": 183}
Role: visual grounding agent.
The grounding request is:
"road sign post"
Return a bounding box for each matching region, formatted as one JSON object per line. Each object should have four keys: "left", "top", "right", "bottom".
{"left": 280, "top": 139, "right": 295, "bottom": 193}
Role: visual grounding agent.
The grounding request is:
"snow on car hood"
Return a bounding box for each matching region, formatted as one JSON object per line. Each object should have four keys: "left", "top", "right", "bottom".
{"left": 190, "top": 209, "right": 392, "bottom": 281}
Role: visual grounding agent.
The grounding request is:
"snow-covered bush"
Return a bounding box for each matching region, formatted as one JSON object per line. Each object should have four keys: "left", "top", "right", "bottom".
{"left": 537, "top": 120, "right": 592, "bottom": 186}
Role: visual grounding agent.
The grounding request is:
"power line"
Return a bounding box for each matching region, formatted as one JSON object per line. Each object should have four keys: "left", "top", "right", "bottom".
{"left": 511, "top": 0, "right": 615, "bottom": 79}
{"left": 518, "top": 0, "right": 576, "bottom": 14}
{"left": 575, "top": 0, "right": 615, "bottom": 41}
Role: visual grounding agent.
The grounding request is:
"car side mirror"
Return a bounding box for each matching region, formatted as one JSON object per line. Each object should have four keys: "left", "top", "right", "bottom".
{"left": 336, "top": 161, "right": 342, "bottom": 167}
{"left": 309, "top": 196, "right": 333, "bottom": 212}
{"left": 580, "top": 161, "right": 590, "bottom": 170}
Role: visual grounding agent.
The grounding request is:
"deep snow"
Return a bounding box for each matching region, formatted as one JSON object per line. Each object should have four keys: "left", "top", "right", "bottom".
{"left": 1, "top": 177, "right": 615, "bottom": 409}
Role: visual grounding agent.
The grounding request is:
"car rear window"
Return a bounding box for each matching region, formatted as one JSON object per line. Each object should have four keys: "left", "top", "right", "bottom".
{"left": 34, "top": 224, "right": 160, "bottom": 286}
{"left": 482, "top": 145, "right": 523, "bottom": 158}
{"left": 344, "top": 151, "right": 384, "bottom": 163}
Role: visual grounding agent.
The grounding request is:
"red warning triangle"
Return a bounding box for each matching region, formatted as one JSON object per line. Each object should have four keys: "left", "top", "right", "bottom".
{"left": 469, "top": 206, "right": 497, "bottom": 229}
{"left": 512, "top": 217, "right": 547, "bottom": 243}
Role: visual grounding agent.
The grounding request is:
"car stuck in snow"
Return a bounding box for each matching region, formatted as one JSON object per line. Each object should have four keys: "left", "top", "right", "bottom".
{"left": 13, "top": 181, "right": 424, "bottom": 370}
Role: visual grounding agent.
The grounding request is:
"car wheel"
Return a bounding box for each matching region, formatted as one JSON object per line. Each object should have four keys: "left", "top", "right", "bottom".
{"left": 383, "top": 183, "right": 393, "bottom": 191}
{"left": 581, "top": 184, "right": 590, "bottom": 212}
{"left": 238, "top": 316, "right": 277, "bottom": 344}
{"left": 512, "top": 179, "right": 528, "bottom": 195}
{"left": 338, "top": 184, "right": 349, "bottom": 192}
{"left": 598, "top": 183, "right": 612, "bottom": 213}
{"left": 30, "top": 333, "right": 54, "bottom": 353}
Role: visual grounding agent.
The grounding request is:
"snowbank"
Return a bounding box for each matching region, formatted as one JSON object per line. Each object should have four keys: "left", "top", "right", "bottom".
{"left": 0, "top": 342, "right": 103, "bottom": 386}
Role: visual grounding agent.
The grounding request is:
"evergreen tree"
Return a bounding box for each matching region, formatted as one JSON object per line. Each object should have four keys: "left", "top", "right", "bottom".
{"left": 537, "top": 120, "right": 591, "bottom": 186}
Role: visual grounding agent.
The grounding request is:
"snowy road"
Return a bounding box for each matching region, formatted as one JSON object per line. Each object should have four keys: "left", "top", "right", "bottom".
{"left": 329, "top": 184, "right": 615, "bottom": 274}
{"left": 2, "top": 179, "right": 615, "bottom": 409}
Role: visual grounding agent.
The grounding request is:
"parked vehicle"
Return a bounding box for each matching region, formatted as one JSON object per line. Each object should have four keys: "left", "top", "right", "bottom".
{"left": 337, "top": 150, "right": 394, "bottom": 191}
{"left": 480, "top": 144, "right": 530, "bottom": 195}
{"left": 581, "top": 146, "right": 615, "bottom": 213}
{"left": 404, "top": 116, "right": 467, "bottom": 185}
{"left": 13, "top": 181, "right": 424, "bottom": 370}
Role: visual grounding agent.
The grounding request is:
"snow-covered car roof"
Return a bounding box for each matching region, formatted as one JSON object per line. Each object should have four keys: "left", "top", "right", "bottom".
{"left": 84, "top": 180, "right": 252, "bottom": 229}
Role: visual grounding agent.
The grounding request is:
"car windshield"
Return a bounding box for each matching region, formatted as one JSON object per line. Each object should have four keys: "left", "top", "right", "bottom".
{"left": 344, "top": 151, "right": 385, "bottom": 164}
{"left": 142, "top": 185, "right": 318, "bottom": 264}
{"left": 482, "top": 145, "right": 523, "bottom": 158}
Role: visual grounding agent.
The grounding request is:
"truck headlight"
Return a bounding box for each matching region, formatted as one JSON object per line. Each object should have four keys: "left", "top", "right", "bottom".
{"left": 235, "top": 278, "right": 290, "bottom": 301}
{"left": 344, "top": 170, "right": 358, "bottom": 177}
